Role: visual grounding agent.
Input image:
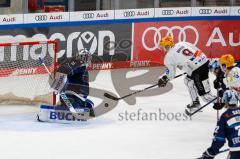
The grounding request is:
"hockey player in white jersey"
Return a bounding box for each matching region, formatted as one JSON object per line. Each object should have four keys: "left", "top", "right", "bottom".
{"left": 220, "top": 54, "right": 240, "bottom": 94}
{"left": 157, "top": 36, "right": 216, "bottom": 113}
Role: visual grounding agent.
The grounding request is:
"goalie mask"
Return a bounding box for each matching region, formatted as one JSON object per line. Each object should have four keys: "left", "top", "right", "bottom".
{"left": 77, "top": 48, "right": 92, "bottom": 66}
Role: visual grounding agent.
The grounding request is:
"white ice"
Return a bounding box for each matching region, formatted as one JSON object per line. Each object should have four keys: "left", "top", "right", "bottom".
{"left": 0, "top": 67, "right": 228, "bottom": 159}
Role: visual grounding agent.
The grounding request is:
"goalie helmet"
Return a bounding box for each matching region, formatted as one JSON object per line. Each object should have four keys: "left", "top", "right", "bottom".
{"left": 219, "top": 54, "right": 235, "bottom": 68}
{"left": 77, "top": 48, "right": 92, "bottom": 66}
{"left": 159, "top": 36, "right": 174, "bottom": 48}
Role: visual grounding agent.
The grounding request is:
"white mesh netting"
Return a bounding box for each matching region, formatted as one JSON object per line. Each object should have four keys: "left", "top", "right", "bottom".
{"left": 0, "top": 39, "right": 57, "bottom": 105}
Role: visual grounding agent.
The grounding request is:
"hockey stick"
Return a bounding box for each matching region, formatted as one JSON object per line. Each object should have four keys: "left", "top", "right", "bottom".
{"left": 186, "top": 97, "right": 218, "bottom": 117}
{"left": 218, "top": 148, "right": 230, "bottom": 154}
{"left": 217, "top": 88, "right": 220, "bottom": 121}
{"left": 104, "top": 72, "right": 187, "bottom": 101}
{"left": 195, "top": 149, "right": 229, "bottom": 159}
{"left": 38, "top": 57, "right": 87, "bottom": 116}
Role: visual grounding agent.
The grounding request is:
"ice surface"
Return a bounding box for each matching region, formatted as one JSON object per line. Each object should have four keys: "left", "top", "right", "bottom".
{"left": 0, "top": 68, "right": 228, "bottom": 159}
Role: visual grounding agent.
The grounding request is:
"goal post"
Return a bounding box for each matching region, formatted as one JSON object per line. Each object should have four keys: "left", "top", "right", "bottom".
{"left": 0, "top": 38, "right": 58, "bottom": 105}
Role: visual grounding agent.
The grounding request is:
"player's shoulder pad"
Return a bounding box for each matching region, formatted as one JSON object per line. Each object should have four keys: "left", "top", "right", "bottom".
{"left": 229, "top": 66, "right": 240, "bottom": 75}
{"left": 220, "top": 109, "right": 232, "bottom": 121}
{"left": 221, "top": 105, "right": 240, "bottom": 119}
{"left": 175, "top": 41, "right": 192, "bottom": 47}
{"left": 58, "top": 58, "right": 85, "bottom": 74}
{"left": 68, "top": 58, "right": 84, "bottom": 68}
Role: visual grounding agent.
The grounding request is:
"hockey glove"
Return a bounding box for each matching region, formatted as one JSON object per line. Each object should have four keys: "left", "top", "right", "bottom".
{"left": 201, "top": 150, "right": 215, "bottom": 159}
{"left": 158, "top": 75, "right": 169, "bottom": 87}
{"left": 48, "top": 72, "right": 68, "bottom": 93}
{"left": 217, "top": 89, "right": 224, "bottom": 98}
{"left": 213, "top": 102, "right": 225, "bottom": 110}
{"left": 213, "top": 79, "right": 221, "bottom": 89}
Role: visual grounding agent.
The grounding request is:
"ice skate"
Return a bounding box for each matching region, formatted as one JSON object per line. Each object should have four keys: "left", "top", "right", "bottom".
{"left": 185, "top": 98, "right": 201, "bottom": 115}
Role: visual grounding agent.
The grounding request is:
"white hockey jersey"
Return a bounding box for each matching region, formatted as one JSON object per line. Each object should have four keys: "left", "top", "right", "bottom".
{"left": 224, "top": 67, "right": 240, "bottom": 89}
{"left": 164, "top": 42, "right": 209, "bottom": 80}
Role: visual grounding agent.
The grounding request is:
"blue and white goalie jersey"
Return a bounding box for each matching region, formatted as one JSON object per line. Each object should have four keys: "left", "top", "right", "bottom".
{"left": 57, "top": 58, "right": 89, "bottom": 97}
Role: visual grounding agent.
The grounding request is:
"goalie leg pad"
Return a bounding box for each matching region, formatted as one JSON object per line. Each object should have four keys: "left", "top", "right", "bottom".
{"left": 85, "top": 99, "right": 94, "bottom": 109}
{"left": 63, "top": 90, "right": 94, "bottom": 109}
{"left": 37, "top": 105, "right": 90, "bottom": 123}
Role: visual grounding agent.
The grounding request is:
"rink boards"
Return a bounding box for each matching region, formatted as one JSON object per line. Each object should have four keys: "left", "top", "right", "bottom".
{"left": 0, "top": 7, "right": 239, "bottom": 70}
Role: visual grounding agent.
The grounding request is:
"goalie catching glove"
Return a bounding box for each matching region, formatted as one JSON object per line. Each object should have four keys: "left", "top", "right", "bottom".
{"left": 48, "top": 72, "right": 68, "bottom": 93}
{"left": 158, "top": 75, "right": 169, "bottom": 87}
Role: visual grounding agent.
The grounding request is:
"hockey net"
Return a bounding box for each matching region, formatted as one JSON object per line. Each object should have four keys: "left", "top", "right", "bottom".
{"left": 0, "top": 39, "right": 57, "bottom": 105}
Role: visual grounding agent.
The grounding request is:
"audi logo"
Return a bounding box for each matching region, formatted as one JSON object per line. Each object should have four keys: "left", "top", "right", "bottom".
{"left": 123, "top": 11, "right": 135, "bottom": 17}
{"left": 35, "top": 15, "right": 47, "bottom": 21}
{"left": 162, "top": 10, "right": 174, "bottom": 15}
{"left": 199, "top": 9, "right": 212, "bottom": 14}
{"left": 142, "top": 26, "right": 199, "bottom": 51}
{"left": 83, "top": 13, "right": 94, "bottom": 19}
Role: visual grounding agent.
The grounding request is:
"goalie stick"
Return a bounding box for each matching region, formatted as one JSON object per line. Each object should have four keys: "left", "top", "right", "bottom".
{"left": 195, "top": 149, "right": 229, "bottom": 159}
{"left": 38, "top": 57, "right": 89, "bottom": 119}
{"left": 104, "top": 72, "right": 187, "bottom": 101}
